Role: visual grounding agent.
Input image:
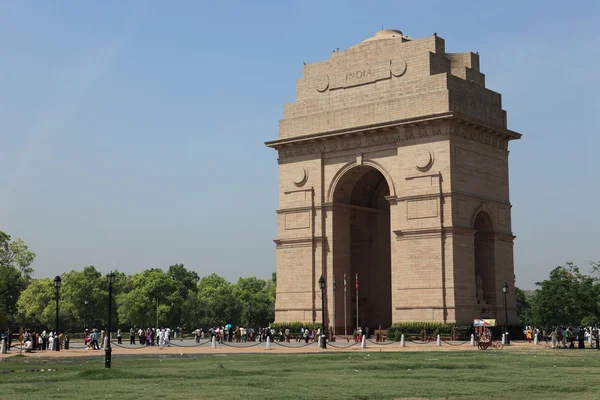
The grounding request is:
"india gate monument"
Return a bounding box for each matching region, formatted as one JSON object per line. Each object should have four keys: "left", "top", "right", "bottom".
{"left": 265, "top": 29, "right": 520, "bottom": 330}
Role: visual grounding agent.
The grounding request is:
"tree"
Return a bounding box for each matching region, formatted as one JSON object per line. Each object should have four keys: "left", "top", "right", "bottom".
{"left": 0, "top": 231, "right": 36, "bottom": 323}
{"left": 530, "top": 262, "right": 599, "bottom": 326}
{"left": 195, "top": 273, "right": 239, "bottom": 327}
{"left": 58, "top": 266, "right": 130, "bottom": 330}
{"left": 166, "top": 264, "right": 199, "bottom": 328}
{"left": 116, "top": 269, "right": 178, "bottom": 328}
{"left": 15, "top": 278, "right": 56, "bottom": 329}
{"left": 515, "top": 287, "right": 533, "bottom": 324}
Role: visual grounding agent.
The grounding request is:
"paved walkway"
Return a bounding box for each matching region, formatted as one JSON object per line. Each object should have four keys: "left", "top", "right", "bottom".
{"left": 0, "top": 339, "right": 555, "bottom": 359}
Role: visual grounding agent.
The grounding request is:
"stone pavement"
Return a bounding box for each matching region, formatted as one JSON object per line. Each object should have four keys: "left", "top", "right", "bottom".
{"left": 0, "top": 338, "right": 550, "bottom": 359}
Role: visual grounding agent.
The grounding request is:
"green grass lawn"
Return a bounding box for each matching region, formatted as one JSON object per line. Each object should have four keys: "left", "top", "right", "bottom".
{"left": 1, "top": 350, "right": 600, "bottom": 399}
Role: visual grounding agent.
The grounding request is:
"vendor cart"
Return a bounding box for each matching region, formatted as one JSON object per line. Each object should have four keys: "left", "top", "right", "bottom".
{"left": 474, "top": 319, "right": 503, "bottom": 350}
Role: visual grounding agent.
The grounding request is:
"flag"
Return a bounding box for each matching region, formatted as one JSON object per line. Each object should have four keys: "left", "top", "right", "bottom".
{"left": 355, "top": 273, "right": 359, "bottom": 291}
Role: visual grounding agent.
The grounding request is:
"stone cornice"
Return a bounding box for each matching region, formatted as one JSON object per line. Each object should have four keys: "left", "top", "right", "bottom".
{"left": 274, "top": 236, "right": 324, "bottom": 247}
{"left": 394, "top": 227, "right": 445, "bottom": 239}
{"left": 276, "top": 206, "right": 313, "bottom": 214}
{"left": 496, "top": 233, "right": 517, "bottom": 242}
{"left": 393, "top": 226, "right": 514, "bottom": 240}
{"left": 265, "top": 112, "right": 521, "bottom": 160}
{"left": 277, "top": 194, "right": 512, "bottom": 213}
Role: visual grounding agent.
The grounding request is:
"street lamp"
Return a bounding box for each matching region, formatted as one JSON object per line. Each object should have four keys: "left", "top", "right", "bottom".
{"left": 53, "top": 276, "right": 61, "bottom": 352}
{"left": 84, "top": 300, "right": 89, "bottom": 330}
{"left": 318, "top": 275, "right": 326, "bottom": 349}
{"left": 105, "top": 271, "right": 115, "bottom": 368}
{"left": 332, "top": 280, "right": 337, "bottom": 339}
{"left": 502, "top": 280, "right": 509, "bottom": 344}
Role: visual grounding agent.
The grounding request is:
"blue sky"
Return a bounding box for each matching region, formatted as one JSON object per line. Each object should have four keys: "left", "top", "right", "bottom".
{"left": 0, "top": 0, "right": 598, "bottom": 289}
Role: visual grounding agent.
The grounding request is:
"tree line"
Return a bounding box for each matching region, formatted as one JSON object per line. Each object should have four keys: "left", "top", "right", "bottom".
{"left": 2, "top": 229, "right": 599, "bottom": 330}
{"left": 1, "top": 230, "right": 275, "bottom": 331}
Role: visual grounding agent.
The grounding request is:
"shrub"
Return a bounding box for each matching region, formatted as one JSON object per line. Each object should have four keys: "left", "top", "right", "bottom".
{"left": 386, "top": 322, "right": 473, "bottom": 341}
{"left": 270, "top": 322, "right": 322, "bottom": 334}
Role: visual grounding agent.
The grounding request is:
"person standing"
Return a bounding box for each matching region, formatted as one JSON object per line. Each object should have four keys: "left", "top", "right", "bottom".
{"left": 48, "top": 333, "right": 54, "bottom": 351}
{"left": 92, "top": 329, "right": 100, "bottom": 350}
{"left": 41, "top": 330, "right": 47, "bottom": 350}
{"left": 6, "top": 328, "right": 11, "bottom": 350}
{"left": 130, "top": 327, "right": 135, "bottom": 345}
{"left": 165, "top": 328, "right": 170, "bottom": 346}
{"left": 526, "top": 327, "right": 532, "bottom": 344}
{"left": 157, "top": 328, "right": 163, "bottom": 347}
{"left": 578, "top": 327, "right": 585, "bottom": 349}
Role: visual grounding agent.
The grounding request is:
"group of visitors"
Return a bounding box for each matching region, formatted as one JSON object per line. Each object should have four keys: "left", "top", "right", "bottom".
{"left": 1, "top": 328, "right": 69, "bottom": 351}
{"left": 126, "top": 327, "right": 177, "bottom": 346}
{"left": 206, "top": 326, "right": 275, "bottom": 343}
{"left": 523, "top": 325, "right": 600, "bottom": 349}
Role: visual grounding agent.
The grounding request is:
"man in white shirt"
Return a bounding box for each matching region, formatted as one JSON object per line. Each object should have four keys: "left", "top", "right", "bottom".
{"left": 157, "top": 328, "right": 164, "bottom": 347}
{"left": 164, "top": 328, "right": 171, "bottom": 347}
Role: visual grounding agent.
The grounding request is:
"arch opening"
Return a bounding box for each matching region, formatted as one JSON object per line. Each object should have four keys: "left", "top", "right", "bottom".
{"left": 332, "top": 165, "right": 392, "bottom": 332}
{"left": 473, "top": 212, "right": 496, "bottom": 307}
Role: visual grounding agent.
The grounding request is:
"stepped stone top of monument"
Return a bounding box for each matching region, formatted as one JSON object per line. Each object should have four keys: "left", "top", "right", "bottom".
{"left": 268, "top": 29, "right": 521, "bottom": 143}
{"left": 360, "top": 29, "right": 413, "bottom": 43}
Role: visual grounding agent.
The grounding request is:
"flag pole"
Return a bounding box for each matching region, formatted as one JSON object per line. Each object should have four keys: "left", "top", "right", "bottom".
{"left": 356, "top": 273, "right": 359, "bottom": 331}
{"left": 344, "top": 273, "right": 347, "bottom": 336}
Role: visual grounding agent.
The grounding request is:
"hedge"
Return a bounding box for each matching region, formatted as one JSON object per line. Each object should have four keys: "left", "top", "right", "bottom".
{"left": 386, "top": 322, "right": 472, "bottom": 341}
{"left": 270, "top": 322, "right": 323, "bottom": 334}
{"left": 386, "top": 322, "right": 525, "bottom": 341}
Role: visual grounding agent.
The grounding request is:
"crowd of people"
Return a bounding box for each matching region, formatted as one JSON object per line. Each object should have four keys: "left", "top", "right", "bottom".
{"left": 4, "top": 324, "right": 600, "bottom": 352}
{"left": 0, "top": 328, "right": 70, "bottom": 352}
{"left": 523, "top": 325, "right": 600, "bottom": 349}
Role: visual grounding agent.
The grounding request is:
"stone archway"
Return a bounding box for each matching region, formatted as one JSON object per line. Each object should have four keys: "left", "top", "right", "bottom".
{"left": 473, "top": 212, "right": 496, "bottom": 308}
{"left": 267, "top": 29, "right": 521, "bottom": 327}
{"left": 332, "top": 165, "right": 392, "bottom": 331}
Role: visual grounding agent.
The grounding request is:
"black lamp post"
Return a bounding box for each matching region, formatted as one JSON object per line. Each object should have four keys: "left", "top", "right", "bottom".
{"left": 502, "top": 280, "right": 509, "bottom": 344}
{"left": 318, "top": 275, "right": 326, "bottom": 349}
{"left": 333, "top": 279, "right": 336, "bottom": 338}
{"left": 105, "top": 271, "right": 115, "bottom": 368}
{"left": 53, "top": 276, "right": 61, "bottom": 352}
{"left": 84, "top": 300, "right": 89, "bottom": 330}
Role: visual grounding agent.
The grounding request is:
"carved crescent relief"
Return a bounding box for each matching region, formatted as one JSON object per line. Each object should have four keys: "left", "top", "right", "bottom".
{"left": 390, "top": 59, "right": 407, "bottom": 77}
{"left": 415, "top": 149, "right": 435, "bottom": 172}
{"left": 293, "top": 167, "right": 309, "bottom": 187}
{"left": 316, "top": 75, "right": 329, "bottom": 92}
